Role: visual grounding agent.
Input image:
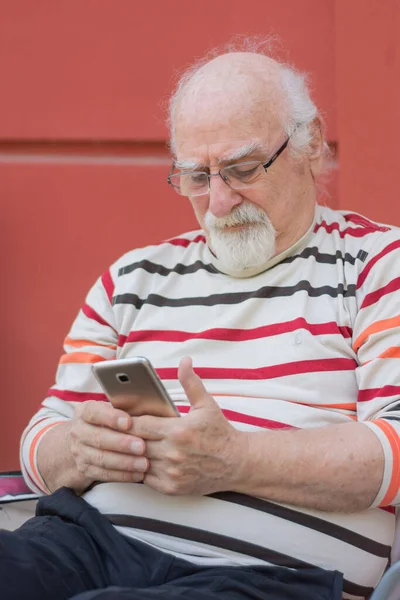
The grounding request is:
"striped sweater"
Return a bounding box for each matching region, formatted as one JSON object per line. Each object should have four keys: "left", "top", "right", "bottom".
{"left": 21, "top": 204, "right": 400, "bottom": 600}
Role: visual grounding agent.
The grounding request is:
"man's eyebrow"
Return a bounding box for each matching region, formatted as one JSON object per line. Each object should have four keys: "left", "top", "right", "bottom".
{"left": 218, "top": 142, "right": 270, "bottom": 164}
{"left": 173, "top": 142, "right": 270, "bottom": 171}
{"left": 174, "top": 158, "right": 204, "bottom": 171}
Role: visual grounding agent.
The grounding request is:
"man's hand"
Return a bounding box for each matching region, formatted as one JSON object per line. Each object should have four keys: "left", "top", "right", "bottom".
{"left": 68, "top": 400, "right": 149, "bottom": 489}
{"left": 131, "top": 357, "right": 246, "bottom": 496}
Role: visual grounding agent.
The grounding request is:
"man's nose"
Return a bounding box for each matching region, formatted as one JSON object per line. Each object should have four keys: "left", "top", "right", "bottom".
{"left": 208, "top": 175, "right": 242, "bottom": 218}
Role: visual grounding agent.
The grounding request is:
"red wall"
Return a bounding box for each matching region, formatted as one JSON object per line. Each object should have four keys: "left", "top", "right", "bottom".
{"left": 1, "top": 0, "right": 399, "bottom": 469}
{"left": 335, "top": 0, "right": 400, "bottom": 225}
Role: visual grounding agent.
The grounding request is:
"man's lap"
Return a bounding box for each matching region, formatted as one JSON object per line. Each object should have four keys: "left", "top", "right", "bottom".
{"left": 0, "top": 487, "right": 342, "bottom": 600}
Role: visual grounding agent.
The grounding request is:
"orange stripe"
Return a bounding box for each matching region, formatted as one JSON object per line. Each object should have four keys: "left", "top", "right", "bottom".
{"left": 212, "top": 394, "right": 356, "bottom": 411}
{"left": 376, "top": 346, "right": 400, "bottom": 359}
{"left": 305, "top": 402, "right": 356, "bottom": 410}
{"left": 64, "top": 336, "right": 116, "bottom": 350}
{"left": 353, "top": 316, "right": 400, "bottom": 352}
{"left": 60, "top": 352, "right": 107, "bottom": 365}
{"left": 29, "top": 421, "right": 64, "bottom": 491}
{"left": 372, "top": 419, "right": 400, "bottom": 506}
{"left": 361, "top": 347, "right": 400, "bottom": 365}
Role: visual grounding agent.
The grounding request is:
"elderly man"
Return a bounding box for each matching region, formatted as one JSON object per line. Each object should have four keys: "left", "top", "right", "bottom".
{"left": 2, "top": 45, "right": 399, "bottom": 600}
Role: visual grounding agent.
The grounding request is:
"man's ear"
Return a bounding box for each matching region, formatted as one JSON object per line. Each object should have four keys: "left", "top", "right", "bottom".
{"left": 308, "top": 117, "right": 324, "bottom": 178}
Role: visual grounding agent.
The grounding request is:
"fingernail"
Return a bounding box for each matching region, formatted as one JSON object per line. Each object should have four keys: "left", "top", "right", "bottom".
{"left": 131, "top": 441, "right": 143, "bottom": 454}
{"left": 135, "top": 458, "right": 148, "bottom": 472}
{"left": 133, "top": 473, "right": 144, "bottom": 483}
{"left": 117, "top": 417, "right": 129, "bottom": 429}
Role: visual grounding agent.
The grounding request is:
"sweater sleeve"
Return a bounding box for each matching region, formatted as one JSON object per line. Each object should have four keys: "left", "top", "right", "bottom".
{"left": 352, "top": 232, "right": 400, "bottom": 508}
{"left": 20, "top": 269, "right": 119, "bottom": 494}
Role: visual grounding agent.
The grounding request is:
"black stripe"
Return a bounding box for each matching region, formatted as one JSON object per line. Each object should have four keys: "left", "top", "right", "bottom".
{"left": 342, "top": 579, "right": 374, "bottom": 597}
{"left": 107, "top": 514, "right": 318, "bottom": 568}
{"left": 118, "top": 248, "right": 362, "bottom": 278}
{"left": 357, "top": 250, "right": 369, "bottom": 262}
{"left": 387, "top": 403, "right": 400, "bottom": 413}
{"left": 383, "top": 415, "right": 400, "bottom": 422}
{"left": 210, "top": 492, "right": 391, "bottom": 558}
{"left": 0, "top": 471, "right": 23, "bottom": 478}
{"left": 281, "top": 246, "right": 359, "bottom": 266}
{"left": 112, "top": 281, "right": 356, "bottom": 309}
{"left": 118, "top": 260, "right": 218, "bottom": 278}
{"left": 106, "top": 514, "right": 373, "bottom": 597}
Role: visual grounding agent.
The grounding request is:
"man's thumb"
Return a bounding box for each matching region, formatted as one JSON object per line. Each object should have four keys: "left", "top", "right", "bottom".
{"left": 178, "top": 356, "right": 215, "bottom": 411}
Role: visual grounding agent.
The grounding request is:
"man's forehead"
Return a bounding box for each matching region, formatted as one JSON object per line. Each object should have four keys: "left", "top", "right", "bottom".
{"left": 176, "top": 92, "right": 279, "bottom": 134}
{"left": 172, "top": 87, "right": 283, "bottom": 165}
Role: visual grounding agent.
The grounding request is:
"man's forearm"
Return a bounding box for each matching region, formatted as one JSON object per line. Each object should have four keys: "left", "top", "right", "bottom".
{"left": 36, "top": 421, "right": 93, "bottom": 494}
{"left": 234, "top": 422, "right": 384, "bottom": 512}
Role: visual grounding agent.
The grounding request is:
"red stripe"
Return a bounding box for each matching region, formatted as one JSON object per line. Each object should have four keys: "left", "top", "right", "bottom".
{"left": 22, "top": 415, "right": 51, "bottom": 438}
{"left": 360, "top": 277, "right": 400, "bottom": 309}
{"left": 358, "top": 385, "right": 400, "bottom": 402}
{"left": 166, "top": 235, "right": 206, "bottom": 247}
{"left": 379, "top": 505, "right": 396, "bottom": 514}
{"left": 118, "top": 334, "right": 128, "bottom": 346}
{"left": 47, "top": 388, "right": 108, "bottom": 402}
{"left": 343, "top": 213, "right": 390, "bottom": 231}
{"left": 101, "top": 270, "right": 115, "bottom": 304}
{"left": 19, "top": 467, "right": 40, "bottom": 494}
{"left": 178, "top": 405, "right": 298, "bottom": 430}
{"left": 357, "top": 240, "right": 400, "bottom": 289}
{"left": 82, "top": 303, "right": 113, "bottom": 329}
{"left": 118, "top": 318, "right": 352, "bottom": 346}
{"left": 157, "top": 358, "right": 357, "bottom": 381}
{"left": 314, "top": 220, "right": 389, "bottom": 238}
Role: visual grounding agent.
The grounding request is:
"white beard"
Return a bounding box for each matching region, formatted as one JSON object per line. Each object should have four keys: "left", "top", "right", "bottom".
{"left": 204, "top": 202, "right": 276, "bottom": 273}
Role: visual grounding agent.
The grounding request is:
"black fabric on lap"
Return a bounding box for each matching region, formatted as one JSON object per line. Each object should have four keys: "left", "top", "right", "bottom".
{"left": 0, "top": 487, "right": 342, "bottom": 600}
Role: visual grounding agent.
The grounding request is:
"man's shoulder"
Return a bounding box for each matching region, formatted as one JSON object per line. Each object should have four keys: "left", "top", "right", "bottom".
{"left": 109, "top": 229, "right": 207, "bottom": 275}
{"left": 316, "top": 205, "right": 400, "bottom": 252}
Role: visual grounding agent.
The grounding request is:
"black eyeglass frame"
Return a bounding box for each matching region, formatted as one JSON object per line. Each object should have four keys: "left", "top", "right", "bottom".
{"left": 167, "top": 135, "right": 291, "bottom": 196}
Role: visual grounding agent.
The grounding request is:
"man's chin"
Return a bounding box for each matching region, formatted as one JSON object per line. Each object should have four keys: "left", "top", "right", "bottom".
{"left": 212, "top": 244, "right": 275, "bottom": 272}
{"left": 209, "top": 224, "right": 259, "bottom": 244}
{"left": 217, "top": 255, "right": 271, "bottom": 273}
{"left": 207, "top": 226, "right": 276, "bottom": 272}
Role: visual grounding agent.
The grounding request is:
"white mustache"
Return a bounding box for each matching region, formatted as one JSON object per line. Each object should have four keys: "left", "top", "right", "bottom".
{"left": 205, "top": 204, "right": 269, "bottom": 230}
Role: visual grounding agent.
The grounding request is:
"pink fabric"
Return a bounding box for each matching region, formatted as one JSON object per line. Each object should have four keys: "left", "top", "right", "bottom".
{"left": 0, "top": 475, "right": 32, "bottom": 498}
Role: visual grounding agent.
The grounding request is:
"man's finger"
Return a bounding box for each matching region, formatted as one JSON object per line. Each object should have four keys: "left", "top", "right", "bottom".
{"left": 84, "top": 465, "right": 145, "bottom": 484}
{"left": 130, "top": 415, "right": 172, "bottom": 440}
{"left": 178, "top": 356, "right": 214, "bottom": 410}
{"left": 77, "top": 422, "right": 146, "bottom": 455}
{"left": 77, "top": 400, "right": 133, "bottom": 432}
{"left": 83, "top": 445, "right": 149, "bottom": 474}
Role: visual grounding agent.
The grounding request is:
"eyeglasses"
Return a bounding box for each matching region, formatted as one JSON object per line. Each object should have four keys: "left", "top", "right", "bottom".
{"left": 167, "top": 136, "right": 290, "bottom": 198}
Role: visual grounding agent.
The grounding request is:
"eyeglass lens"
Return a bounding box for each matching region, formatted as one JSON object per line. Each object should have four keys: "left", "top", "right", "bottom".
{"left": 170, "top": 161, "right": 265, "bottom": 197}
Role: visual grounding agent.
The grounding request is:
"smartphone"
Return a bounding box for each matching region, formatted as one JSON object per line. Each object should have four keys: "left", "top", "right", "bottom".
{"left": 92, "top": 357, "right": 180, "bottom": 418}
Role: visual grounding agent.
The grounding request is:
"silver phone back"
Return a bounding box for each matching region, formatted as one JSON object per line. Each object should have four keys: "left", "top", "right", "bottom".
{"left": 92, "top": 357, "right": 179, "bottom": 417}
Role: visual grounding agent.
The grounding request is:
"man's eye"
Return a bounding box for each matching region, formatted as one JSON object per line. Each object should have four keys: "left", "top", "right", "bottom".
{"left": 189, "top": 173, "right": 208, "bottom": 185}
{"left": 230, "top": 165, "right": 260, "bottom": 180}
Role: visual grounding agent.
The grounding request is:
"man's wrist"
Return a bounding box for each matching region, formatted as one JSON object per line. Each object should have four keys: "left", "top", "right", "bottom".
{"left": 36, "top": 420, "right": 94, "bottom": 494}
{"left": 228, "top": 430, "right": 267, "bottom": 494}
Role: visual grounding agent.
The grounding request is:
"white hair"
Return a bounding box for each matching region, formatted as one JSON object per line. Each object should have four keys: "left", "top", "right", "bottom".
{"left": 167, "top": 36, "right": 331, "bottom": 170}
